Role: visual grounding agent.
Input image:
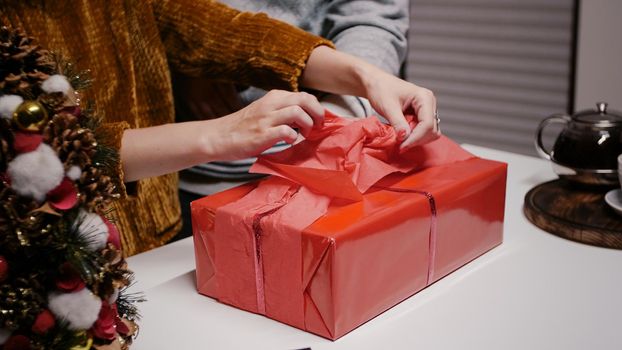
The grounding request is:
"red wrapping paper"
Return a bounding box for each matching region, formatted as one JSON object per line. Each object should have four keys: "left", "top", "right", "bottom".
{"left": 192, "top": 113, "right": 507, "bottom": 339}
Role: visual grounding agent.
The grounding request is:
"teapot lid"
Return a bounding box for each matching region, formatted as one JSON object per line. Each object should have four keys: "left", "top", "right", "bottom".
{"left": 573, "top": 102, "right": 622, "bottom": 125}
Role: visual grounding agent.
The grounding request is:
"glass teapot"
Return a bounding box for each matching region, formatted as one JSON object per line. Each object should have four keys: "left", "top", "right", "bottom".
{"left": 535, "top": 102, "right": 622, "bottom": 186}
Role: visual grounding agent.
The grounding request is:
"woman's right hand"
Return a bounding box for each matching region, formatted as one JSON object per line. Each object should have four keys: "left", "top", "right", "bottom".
{"left": 200, "top": 90, "right": 325, "bottom": 161}
{"left": 121, "top": 90, "right": 324, "bottom": 182}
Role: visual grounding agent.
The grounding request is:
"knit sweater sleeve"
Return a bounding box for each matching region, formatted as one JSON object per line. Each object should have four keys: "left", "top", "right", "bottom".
{"left": 96, "top": 121, "right": 138, "bottom": 199}
{"left": 151, "top": 0, "right": 334, "bottom": 92}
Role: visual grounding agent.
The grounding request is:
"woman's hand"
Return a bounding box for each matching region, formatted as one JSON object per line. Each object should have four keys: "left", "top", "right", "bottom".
{"left": 362, "top": 70, "right": 440, "bottom": 151}
{"left": 203, "top": 90, "right": 324, "bottom": 160}
{"left": 301, "top": 46, "right": 440, "bottom": 151}
{"left": 121, "top": 90, "right": 324, "bottom": 182}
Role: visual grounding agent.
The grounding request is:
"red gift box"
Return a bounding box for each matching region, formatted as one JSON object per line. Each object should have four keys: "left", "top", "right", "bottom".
{"left": 191, "top": 115, "right": 507, "bottom": 340}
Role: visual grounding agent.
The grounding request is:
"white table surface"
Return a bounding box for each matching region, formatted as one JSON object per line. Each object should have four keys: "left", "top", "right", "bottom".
{"left": 126, "top": 145, "right": 622, "bottom": 350}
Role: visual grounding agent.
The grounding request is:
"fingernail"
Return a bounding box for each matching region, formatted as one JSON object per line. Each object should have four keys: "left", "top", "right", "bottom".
{"left": 397, "top": 129, "right": 407, "bottom": 141}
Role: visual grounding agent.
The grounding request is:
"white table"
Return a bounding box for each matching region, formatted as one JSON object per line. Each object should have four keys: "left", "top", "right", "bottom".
{"left": 127, "top": 145, "right": 622, "bottom": 350}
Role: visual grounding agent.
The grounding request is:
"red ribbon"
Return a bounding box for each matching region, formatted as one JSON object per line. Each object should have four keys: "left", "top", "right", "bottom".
{"left": 375, "top": 187, "right": 437, "bottom": 285}
{"left": 251, "top": 206, "right": 285, "bottom": 315}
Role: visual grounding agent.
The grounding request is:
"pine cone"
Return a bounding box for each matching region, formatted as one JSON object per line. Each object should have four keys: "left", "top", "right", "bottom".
{"left": 0, "top": 186, "right": 13, "bottom": 250}
{"left": 38, "top": 92, "right": 68, "bottom": 114}
{"left": 91, "top": 244, "right": 131, "bottom": 299}
{"left": 0, "top": 27, "right": 55, "bottom": 97}
{"left": 0, "top": 275, "right": 45, "bottom": 330}
{"left": 78, "top": 165, "right": 118, "bottom": 211}
{"left": 0, "top": 184, "right": 51, "bottom": 254}
{"left": 43, "top": 112, "right": 97, "bottom": 169}
{"left": 0, "top": 118, "right": 14, "bottom": 171}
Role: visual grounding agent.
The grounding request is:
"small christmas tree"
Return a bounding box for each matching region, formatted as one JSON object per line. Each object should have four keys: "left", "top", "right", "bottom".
{"left": 0, "top": 27, "right": 140, "bottom": 350}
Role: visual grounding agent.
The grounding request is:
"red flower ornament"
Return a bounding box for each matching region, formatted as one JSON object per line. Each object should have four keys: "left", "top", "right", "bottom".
{"left": 47, "top": 177, "right": 78, "bottom": 210}
{"left": 91, "top": 301, "right": 117, "bottom": 341}
{"left": 55, "top": 262, "right": 86, "bottom": 292}
{"left": 12, "top": 132, "right": 43, "bottom": 154}
{"left": 104, "top": 218, "right": 121, "bottom": 250}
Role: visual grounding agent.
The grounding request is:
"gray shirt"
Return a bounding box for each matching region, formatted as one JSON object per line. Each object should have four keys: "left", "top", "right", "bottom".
{"left": 220, "top": 0, "right": 409, "bottom": 105}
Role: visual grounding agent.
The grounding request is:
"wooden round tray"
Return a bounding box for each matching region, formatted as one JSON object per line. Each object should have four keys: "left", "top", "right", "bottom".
{"left": 524, "top": 180, "right": 622, "bottom": 249}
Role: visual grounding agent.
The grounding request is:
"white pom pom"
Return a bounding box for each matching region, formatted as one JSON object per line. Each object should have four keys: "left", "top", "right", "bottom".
{"left": 48, "top": 288, "right": 102, "bottom": 330}
{"left": 108, "top": 288, "right": 119, "bottom": 304}
{"left": 0, "top": 95, "right": 23, "bottom": 119}
{"left": 0, "top": 328, "right": 11, "bottom": 345}
{"left": 7, "top": 143, "right": 64, "bottom": 202}
{"left": 66, "top": 165, "right": 82, "bottom": 181}
{"left": 73, "top": 209, "right": 109, "bottom": 251}
{"left": 41, "top": 74, "right": 72, "bottom": 95}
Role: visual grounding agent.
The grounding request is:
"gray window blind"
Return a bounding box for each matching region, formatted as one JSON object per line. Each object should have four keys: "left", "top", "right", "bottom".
{"left": 406, "top": 0, "right": 575, "bottom": 156}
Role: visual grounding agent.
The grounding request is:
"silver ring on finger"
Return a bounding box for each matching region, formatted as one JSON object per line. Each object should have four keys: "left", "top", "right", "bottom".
{"left": 434, "top": 109, "right": 440, "bottom": 131}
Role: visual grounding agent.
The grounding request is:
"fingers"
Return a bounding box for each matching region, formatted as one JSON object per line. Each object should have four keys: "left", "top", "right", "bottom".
{"left": 400, "top": 89, "right": 441, "bottom": 151}
{"left": 264, "top": 90, "right": 325, "bottom": 129}
{"left": 256, "top": 92, "right": 320, "bottom": 148}
{"left": 399, "top": 127, "right": 440, "bottom": 151}
{"left": 268, "top": 105, "right": 314, "bottom": 137}
{"left": 399, "top": 109, "right": 436, "bottom": 150}
{"left": 268, "top": 125, "right": 298, "bottom": 145}
{"left": 382, "top": 101, "right": 412, "bottom": 142}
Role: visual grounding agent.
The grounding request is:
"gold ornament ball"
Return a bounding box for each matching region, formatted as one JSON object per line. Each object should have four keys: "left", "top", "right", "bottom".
{"left": 12, "top": 100, "right": 49, "bottom": 132}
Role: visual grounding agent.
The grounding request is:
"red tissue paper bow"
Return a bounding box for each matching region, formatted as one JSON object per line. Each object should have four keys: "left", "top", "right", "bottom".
{"left": 251, "top": 111, "right": 471, "bottom": 199}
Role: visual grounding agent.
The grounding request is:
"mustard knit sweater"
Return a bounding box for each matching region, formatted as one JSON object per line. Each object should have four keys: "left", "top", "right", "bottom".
{"left": 0, "top": 0, "right": 331, "bottom": 256}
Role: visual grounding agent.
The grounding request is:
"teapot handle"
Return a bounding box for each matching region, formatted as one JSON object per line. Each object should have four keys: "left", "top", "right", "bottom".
{"left": 535, "top": 114, "right": 570, "bottom": 160}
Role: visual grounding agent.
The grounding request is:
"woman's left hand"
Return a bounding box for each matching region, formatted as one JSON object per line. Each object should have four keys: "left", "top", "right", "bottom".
{"left": 301, "top": 46, "right": 440, "bottom": 151}
{"left": 362, "top": 71, "right": 440, "bottom": 151}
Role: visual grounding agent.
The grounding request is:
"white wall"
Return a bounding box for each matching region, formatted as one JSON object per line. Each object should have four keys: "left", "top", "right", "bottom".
{"left": 574, "top": 0, "right": 622, "bottom": 111}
